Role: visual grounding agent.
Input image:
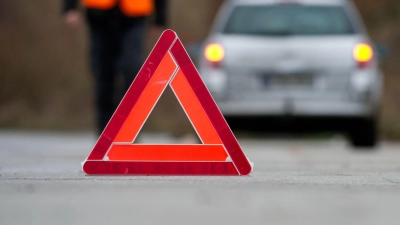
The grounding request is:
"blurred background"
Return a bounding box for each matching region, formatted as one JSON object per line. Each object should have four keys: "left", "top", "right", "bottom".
{"left": 0, "top": 0, "right": 399, "bottom": 140}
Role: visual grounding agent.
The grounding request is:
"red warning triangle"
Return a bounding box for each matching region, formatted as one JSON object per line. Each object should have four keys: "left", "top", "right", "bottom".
{"left": 83, "top": 30, "right": 252, "bottom": 176}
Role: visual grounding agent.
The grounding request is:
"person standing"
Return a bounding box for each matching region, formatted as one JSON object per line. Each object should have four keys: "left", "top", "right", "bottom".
{"left": 63, "top": 0, "right": 167, "bottom": 134}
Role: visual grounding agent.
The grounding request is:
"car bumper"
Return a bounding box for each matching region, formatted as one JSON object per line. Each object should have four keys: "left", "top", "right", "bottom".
{"left": 217, "top": 99, "right": 374, "bottom": 117}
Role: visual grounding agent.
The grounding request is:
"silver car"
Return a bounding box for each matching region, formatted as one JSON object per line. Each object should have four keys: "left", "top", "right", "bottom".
{"left": 199, "top": 0, "right": 383, "bottom": 147}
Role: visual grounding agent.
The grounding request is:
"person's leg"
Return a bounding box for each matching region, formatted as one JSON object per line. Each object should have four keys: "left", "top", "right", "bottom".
{"left": 86, "top": 11, "right": 119, "bottom": 134}
{"left": 117, "top": 17, "right": 146, "bottom": 93}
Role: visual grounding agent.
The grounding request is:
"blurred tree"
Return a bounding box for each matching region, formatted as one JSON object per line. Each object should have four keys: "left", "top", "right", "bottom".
{"left": 0, "top": 1, "right": 91, "bottom": 130}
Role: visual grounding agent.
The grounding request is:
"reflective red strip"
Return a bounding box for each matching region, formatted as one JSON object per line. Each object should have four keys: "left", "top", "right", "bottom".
{"left": 170, "top": 40, "right": 252, "bottom": 176}
{"left": 170, "top": 69, "right": 222, "bottom": 144}
{"left": 114, "top": 52, "right": 177, "bottom": 143}
{"left": 83, "top": 161, "right": 239, "bottom": 175}
{"left": 88, "top": 30, "right": 177, "bottom": 160}
{"left": 107, "top": 144, "right": 228, "bottom": 161}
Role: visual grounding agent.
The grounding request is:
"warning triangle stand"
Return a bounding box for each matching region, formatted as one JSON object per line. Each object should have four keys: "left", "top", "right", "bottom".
{"left": 82, "top": 30, "right": 253, "bottom": 176}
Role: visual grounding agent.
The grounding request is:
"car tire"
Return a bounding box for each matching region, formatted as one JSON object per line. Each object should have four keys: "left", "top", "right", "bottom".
{"left": 348, "top": 118, "right": 378, "bottom": 148}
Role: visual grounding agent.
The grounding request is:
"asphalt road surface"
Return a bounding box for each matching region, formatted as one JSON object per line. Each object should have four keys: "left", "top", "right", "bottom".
{"left": 1, "top": 130, "right": 400, "bottom": 225}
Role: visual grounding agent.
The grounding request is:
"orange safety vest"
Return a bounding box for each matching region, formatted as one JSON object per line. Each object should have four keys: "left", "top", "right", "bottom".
{"left": 83, "top": 0, "right": 154, "bottom": 17}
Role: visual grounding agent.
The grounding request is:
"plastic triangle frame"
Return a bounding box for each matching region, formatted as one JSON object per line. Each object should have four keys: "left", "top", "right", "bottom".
{"left": 83, "top": 30, "right": 252, "bottom": 176}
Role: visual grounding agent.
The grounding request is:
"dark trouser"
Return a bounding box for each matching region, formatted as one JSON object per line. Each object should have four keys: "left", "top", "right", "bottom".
{"left": 86, "top": 8, "right": 146, "bottom": 134}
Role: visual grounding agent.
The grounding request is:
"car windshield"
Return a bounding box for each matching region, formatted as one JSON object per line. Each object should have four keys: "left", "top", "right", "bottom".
{"left": 224, "top": 5, "right": 356, "bottom": 36}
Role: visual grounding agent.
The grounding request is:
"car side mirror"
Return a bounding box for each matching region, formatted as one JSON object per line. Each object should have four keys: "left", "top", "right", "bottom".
{"left": 374, "top": 43, "right": 389, "bottom": 63}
